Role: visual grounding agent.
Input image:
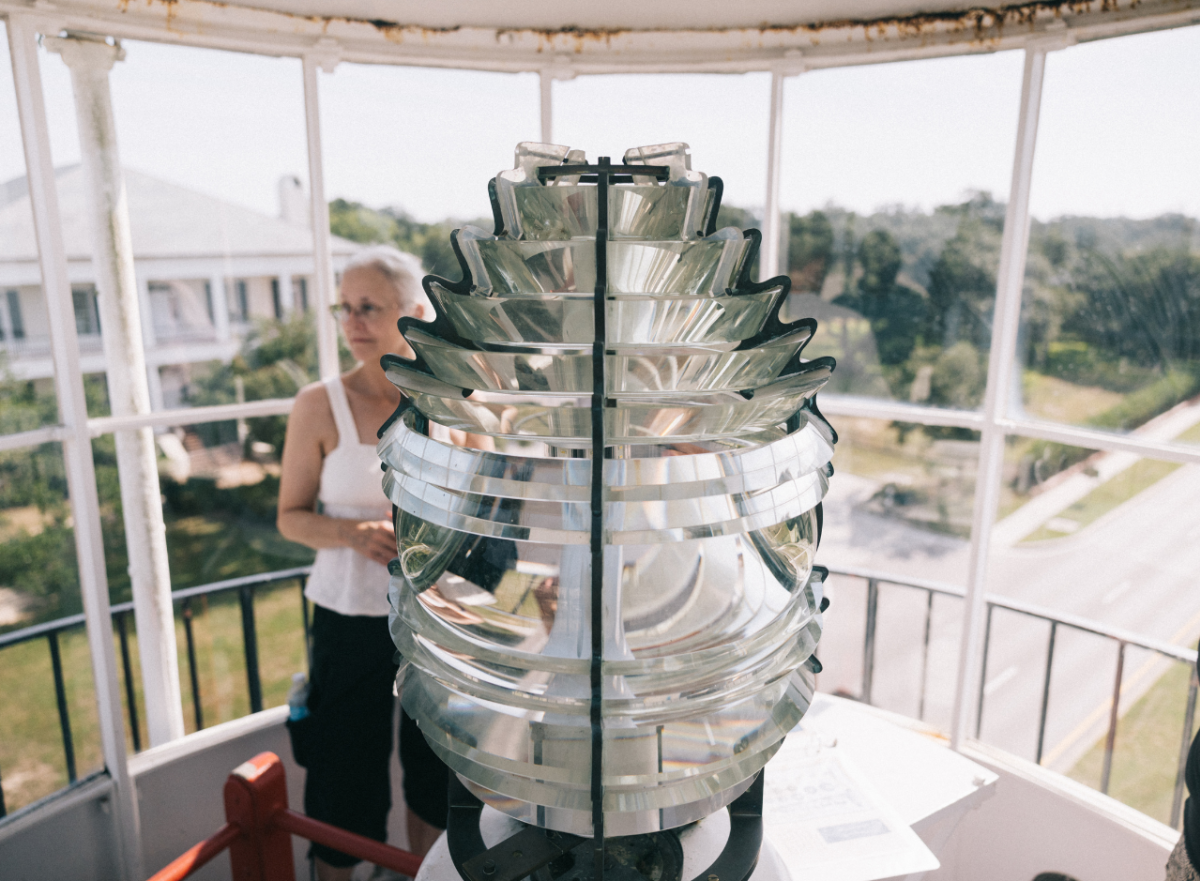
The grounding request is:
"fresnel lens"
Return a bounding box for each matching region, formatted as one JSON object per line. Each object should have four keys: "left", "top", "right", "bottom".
{"left": 379, "top": 142, "right": 837, "bottom": 881}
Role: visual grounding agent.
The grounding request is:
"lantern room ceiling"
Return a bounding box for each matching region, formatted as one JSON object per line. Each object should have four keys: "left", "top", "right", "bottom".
{"left": 8, "top": 0, "right": 1200, "bottom": 70}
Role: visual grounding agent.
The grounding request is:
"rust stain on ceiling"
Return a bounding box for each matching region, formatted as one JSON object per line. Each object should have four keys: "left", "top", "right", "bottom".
{"left": 110, "top": 0, "right": 1147, "bottom": 49}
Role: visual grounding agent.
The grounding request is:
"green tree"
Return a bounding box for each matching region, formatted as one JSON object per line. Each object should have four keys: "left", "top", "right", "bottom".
{"left": 924, "top": 201, "right": 1002, "bottom": 353}
{"left": 787, "top": 210, "right": 835, "bottom": 295}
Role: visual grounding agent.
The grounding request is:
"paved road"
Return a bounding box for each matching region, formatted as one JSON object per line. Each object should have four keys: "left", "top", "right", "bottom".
{"left": 814, "top": 462, "right": 1200, "bottom": 778}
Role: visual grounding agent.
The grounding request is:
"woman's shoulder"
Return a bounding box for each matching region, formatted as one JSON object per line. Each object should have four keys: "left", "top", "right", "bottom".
{"left": 289, "top": 381, "right": 339, "bottom": 443}
{"left": 294, "top": 378, "right": 334, "bottom": 410}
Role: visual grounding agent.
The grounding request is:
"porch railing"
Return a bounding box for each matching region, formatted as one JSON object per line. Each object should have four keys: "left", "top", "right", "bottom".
{"left": 829, "top": 564, "right": 1199, "bottom": 829}
{"left": 0, "top": 566, "right": 312, "bottom": 820}
{"left": 2, "top": 562, "right": 1196, "bottom": 831}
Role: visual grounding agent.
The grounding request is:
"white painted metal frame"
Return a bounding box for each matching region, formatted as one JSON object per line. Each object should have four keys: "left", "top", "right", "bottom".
{"left": 303, "top": 52, "right": 341, "bottom": 382}
{"left": 5, "top": 15, "right": 144, "bottom": 878}
{"left": 3, "top": 10, "right": 1200, "bottom": 870}
{"left": 47, "top": 32, "right": 185, "bottom": 747}
{"left": 949, "top": 45, "right": 1049, "bottom": 750}
{"left": 760, "top": 68, "right": 786, "bottom": 280}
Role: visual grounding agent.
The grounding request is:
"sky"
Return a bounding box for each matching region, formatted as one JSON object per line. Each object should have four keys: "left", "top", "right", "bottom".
{"left": 2, "top": 21, "right": 1199, "bottom": 225}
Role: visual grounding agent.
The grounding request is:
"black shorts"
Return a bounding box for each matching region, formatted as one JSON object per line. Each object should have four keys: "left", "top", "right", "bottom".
{"left": 299, "top": 605, "right": 451, "bottom": 867}
{"left": 399, "top": 707, "right": 450, "bottom": 828}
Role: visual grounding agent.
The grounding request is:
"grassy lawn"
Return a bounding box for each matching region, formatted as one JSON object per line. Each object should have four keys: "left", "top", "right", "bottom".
{"left": 0, "top": 575, "right": 311, "bottom": 815}
{"left": 1023, "top": 373, "right": 1125, "bottom": 425}
{"left": 1068, "top": 657, "right": 1200, "bottom": 827}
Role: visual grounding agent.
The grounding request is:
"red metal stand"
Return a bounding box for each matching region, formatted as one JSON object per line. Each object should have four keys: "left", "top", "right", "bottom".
{"left": 146, "top": 751, "right": 424, "bottom": 881}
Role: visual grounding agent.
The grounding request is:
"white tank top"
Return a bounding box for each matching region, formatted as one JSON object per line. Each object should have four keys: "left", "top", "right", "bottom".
{"left": 303, "top": 376, "right": 393, "bottom": 617}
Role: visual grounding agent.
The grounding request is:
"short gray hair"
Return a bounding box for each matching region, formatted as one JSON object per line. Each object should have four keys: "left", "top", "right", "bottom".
{"left": 342, "top": 245, "right": 431, "bottom": 314}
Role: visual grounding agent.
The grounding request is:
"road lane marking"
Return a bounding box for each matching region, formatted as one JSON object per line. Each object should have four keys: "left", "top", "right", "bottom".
{"left": 983, "top": 665, "right": 1019, "bottom": 696}
{"left": 1040, "top": 604, "right": 1200, "bottom": 768}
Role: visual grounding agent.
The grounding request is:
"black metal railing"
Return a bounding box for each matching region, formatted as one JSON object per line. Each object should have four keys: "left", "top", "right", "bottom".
{"left": 829, "top": 564, "right": 1200, "bottom": 829}
{"left": 4, "top": 561, "right": 1196, "bottom": 830}
{"left": 0, "top": 566, "right": 312, "bottom": 820}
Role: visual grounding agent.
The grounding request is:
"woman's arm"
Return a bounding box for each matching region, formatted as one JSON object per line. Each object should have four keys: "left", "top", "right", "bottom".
{"left": 277, "top": 384, "right": 396, "bottom": 566}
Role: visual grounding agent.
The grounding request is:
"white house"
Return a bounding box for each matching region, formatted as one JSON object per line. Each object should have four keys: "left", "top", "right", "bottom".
{"left": 0, "top": 168, "right": 360, "bottom": 408}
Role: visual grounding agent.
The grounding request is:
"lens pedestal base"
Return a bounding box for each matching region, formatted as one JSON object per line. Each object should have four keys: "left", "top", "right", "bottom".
{"left": 428, "top": 772, "right": 771, "bottom": 881}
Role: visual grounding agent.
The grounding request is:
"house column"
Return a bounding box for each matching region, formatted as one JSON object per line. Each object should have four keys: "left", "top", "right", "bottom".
{"left": 209, "top": 274, "right": 231, "bottom": 342}
{"left": 277, "top": 272, "right": 295, "bottom": 315}
{"left": 48, "top": 33, "right": 185, "bottom": 746}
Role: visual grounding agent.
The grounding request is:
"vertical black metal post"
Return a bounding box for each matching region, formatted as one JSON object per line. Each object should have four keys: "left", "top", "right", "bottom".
{"left": 182, "top": 598, "right": 204, "bottom": 731}
{"left": 861, "top": 578, "right": 878, "bottom": 704}
{"left": 1171, "top": 660, "right": 1199, "bottom": 829}
{"left": 48, "top": 632, "right": 76, "bottom": 783}
{"left": 115, "top": 610, "right": 142, "bottom": 751}
{"left": 1100, "top": 640, "right": 1126, "bottom": 794}
{"left": 975, "top": 604, "right": 994, "bottom": 739}
{"left": 240, "top": 584, "right": 263, "bottom": 714}
{"left": 300, "top": 575, "right": 313, "bottom": 672}
{"left": 0, "top": 761, "right": 6, "bottom": 819}
{"left": 918, "top": 590, "right": 934, "bottom": 721}
{"left": 1035, "top": 620, "right": 1057, "bottom": 765}
{"left": 590, "top": 157, "right": 611, "bottom": 876}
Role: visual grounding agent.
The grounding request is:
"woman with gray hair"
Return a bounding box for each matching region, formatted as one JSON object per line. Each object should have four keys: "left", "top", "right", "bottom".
{"left": 278, "top": 244, "right": 477, "bottom": 879}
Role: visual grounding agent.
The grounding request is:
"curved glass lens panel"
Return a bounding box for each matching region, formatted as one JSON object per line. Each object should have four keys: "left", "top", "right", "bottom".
{"left": 387, "top": 144, "right": 834, "bottom": 835}
{"left": 428, "top": 281, "right": 784, "bottom": 348}
{"left": 406, "top": 324, "right": 811, "bottom": 394}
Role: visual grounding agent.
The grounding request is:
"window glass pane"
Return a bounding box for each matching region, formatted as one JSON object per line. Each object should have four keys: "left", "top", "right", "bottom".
{"left": 0, "top": 440, "right": 103, "bottom": 811}
{"left": 0, "top": 20, "right": 58, "bottom": 427}
{"left": 320, "top": 63, "right": 538, "bottom": 277}
{"left": 816, "top": 416, "right": 979, "bottom": 732}
{"left": 1021, "top": 26, "right": 1200, "bottom": 446}
{"left": 555, "top": 73, "right": 770, "bottom": 211}
{"left": 90, "top": 415, "right": 313, "bottom": 738}
{"left": 989, "top": 435, "right": 1200, "bottom": 815}
{"left": 38, "top": 38, "right": 322, "bottom": 409}
{"left": 781, "top": 52, "right": 1023, "bottom": 407}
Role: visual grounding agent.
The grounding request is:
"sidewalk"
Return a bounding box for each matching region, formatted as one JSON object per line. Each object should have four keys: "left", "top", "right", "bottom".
{"left": 991, "top": 397, "right": 1200, "bottom": 547}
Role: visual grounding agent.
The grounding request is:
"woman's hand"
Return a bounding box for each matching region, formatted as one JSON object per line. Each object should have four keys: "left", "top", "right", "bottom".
{"left": 343, "top": 519, "right": 397, "bottom": 567}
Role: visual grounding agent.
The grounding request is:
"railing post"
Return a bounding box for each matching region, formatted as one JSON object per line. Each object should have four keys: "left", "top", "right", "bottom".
{"left": 0, "top": 762, "right": 6, "bottom": 819}
{"left": 224, "top": 753, "right": 295, "bottom": 881}
{"left": 862, "top": 578, "right": 879, "bottom": 705}
{"left": 182, "top": 598, "right": 204, "bottom": 731}
{"left": 239, "top": 585, "right": 263, "bottom": 714}
{"left": 918, "top": 590, "right": 934, "bottom": 721}
{"left": 299, "top": 576, "right": 312, "bottom": 672}
{"left": 1171, "top": 660, "right": 1199, "bottom": 829}
{"left": 1035, "top": 620, "right": 1058, "bottom": 765}
{"left": 975, "top": 604, "right": 994, "bottom": 739}
{"left": 116, "top": 610, "right": 142, "bottom": 751}
{"left": 48, "top": 631, "right": 77, "bottom": 783}
{"left": 1101, "top": 640, "right": 1126, "bottom": 794}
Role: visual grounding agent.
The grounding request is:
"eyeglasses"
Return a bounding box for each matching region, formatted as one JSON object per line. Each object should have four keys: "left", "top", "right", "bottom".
{"left": 329, "top": 302, "right": 388, "bottom": 322}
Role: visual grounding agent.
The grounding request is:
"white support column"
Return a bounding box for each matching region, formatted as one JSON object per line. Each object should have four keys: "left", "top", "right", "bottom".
{"left": 277, "top": 272, "right": 295, "bottom": 315}
{"left": 7, "top": 17, "right": 144, "bottom": 878}
{"left": 539, "top": 68, "right": 553, "bottom": 144}
{"left": 48, "top": 33, "right": 185, "bottom": 747}
{"left": 302, "top": 50, "right": 340, "bottom": 381}
{"left": 761, "top": 67, "right": 786, "bottom": 280}
{"left": 146, "top": 361, "right": 165, "bottom": 412}
{"left": 950, "top": 46, "right": 1050, "bottom": 750}
{"left": 136, "top": 273, "right": 156, "bottom": 349}
{"left": 209, "top": 274, "right": 231, "bottom": 342}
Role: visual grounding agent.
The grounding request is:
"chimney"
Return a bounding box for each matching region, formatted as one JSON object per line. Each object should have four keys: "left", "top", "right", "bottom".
{"left": 278, "top": 175, "right": 309, "bottom": 227}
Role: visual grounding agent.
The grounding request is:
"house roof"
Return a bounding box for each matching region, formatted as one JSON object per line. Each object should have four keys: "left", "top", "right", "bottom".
{"left": 0, "top": 165, "right": 360, "bottom": 265}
